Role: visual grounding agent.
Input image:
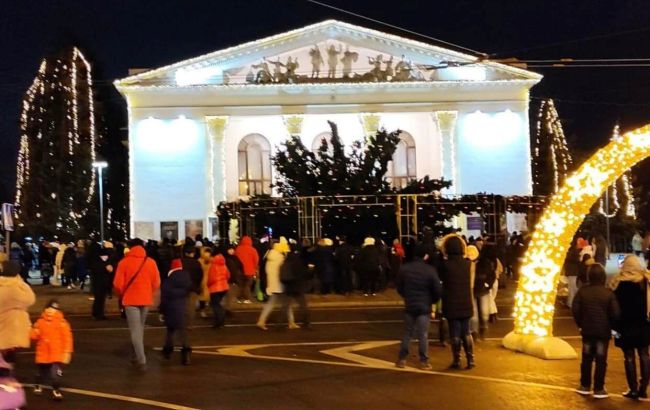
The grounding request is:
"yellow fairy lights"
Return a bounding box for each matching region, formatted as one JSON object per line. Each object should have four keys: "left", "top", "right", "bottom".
{"left": 597, "top": 125, "right": 636, "bottom": 218}
{"left": 514, "top": 124, "right": 650, "bottom": 337}
{"left": 15, "top": 47, "right": 97, "bottom": 230}
{"left": 533, "top": 99, "right": 572, "bottom": 194}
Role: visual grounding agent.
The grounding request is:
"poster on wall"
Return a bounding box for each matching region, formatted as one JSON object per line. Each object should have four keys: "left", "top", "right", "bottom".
{"left": 160, "top": 221, "right": 179, "bottom": 241}
{"left": 134, "top": 222, "right": 154, "bottom": 240}
{"left": 466, "top": 216, "right": 484, "bottom": 231}
{"left": 185, "top": 220, "right": 204, "bottom": 239}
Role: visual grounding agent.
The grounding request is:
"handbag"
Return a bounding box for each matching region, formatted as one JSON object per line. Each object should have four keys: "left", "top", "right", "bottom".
{"left": 119, "top": 257, "right": 148, "bottom": 319}
{"left": 0, "top": 377, "right": 26, "bottom": 409}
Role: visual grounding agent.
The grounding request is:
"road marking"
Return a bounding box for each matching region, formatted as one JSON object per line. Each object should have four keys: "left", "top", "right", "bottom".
{"left": 71, "top": 316, "right": 576, "bottom": 332}
{"left": 195, "top": 340, "right": 632, "bottom": 400}
{"left": 21, "top": 383, "right": 199, "bottom": 409}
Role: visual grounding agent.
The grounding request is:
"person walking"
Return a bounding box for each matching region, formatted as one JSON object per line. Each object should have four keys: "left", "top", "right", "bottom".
{"left": 181, "top": 244, "right": 203, "bottom": 327}
{"left": 30, "top": 299, "right": 73, "bottom": 401}
{"left": 256, "top": 237, "right": 297, "bottom": 330}
{"left": 357, "top": 237, "right": 380, "bottom": 296}
{"left": 113, "top": 239, "right": 160, "bottom": 371}
{"left": 87, "top": 242, "right": 111, "bottom": 320}
{"left": 0, "top": 258, "right": 36, "bottom": 369}
{"left": 594, "top": 235, "right": 608, "bottom": 267}
{"left": 471, "top": 245, "right": 496, "bottom": 339}
{"left": 610, "top": 255, "right": 650, "bottom": 400}
{"left": 395, "top": 245, "right": 442, "bottom": 370}
{"left": 572, "top": 263, "right": 620, "bottom": 399}
{"left": 235, "top": 236, "right": 259, "bottom": 303}
{"left": 197, "top": 247, "right": 212, "bottom": 318}
{"left": 280, "top": 244, "right": 311, "bottom": 329}
{"left": 207, "top": 253, "right": 230, "bottom": 329}
{"left": 440, "top": 234, "right": 475, "bottom": 369}
{"left": 160, "top": 259, "right": 193, "bottom": 365}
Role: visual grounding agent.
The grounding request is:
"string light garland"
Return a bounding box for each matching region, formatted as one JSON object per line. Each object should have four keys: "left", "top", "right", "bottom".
{"left": 597, "top": 125, "right": 636, "bottom": 218}
{"left": 513, "top": 124, "right": 650, "bottom": 338}
{"left": 532, "top": 99, "right": 572, "bottom": 195}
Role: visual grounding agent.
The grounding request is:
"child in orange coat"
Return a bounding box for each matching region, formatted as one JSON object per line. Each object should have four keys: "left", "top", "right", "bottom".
{"left": 30, "top": 299, "right": 73, "bottom": 401}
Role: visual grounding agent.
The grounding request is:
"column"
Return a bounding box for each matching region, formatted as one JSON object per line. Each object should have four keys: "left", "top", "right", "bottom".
{"left": 433, "top": 111, "right": 458, "bottom": 193}
{"left": 359, "top": 113, "right": 381, "bottom": 138}
{"left": 206, "top": 116, "right": 229, "bottom": 212}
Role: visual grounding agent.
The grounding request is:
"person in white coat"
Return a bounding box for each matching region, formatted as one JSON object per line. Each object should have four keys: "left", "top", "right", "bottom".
{"left": 0, "top": 257, "right": 36, "bottom": 368}
{"left": 256, "top": 237, "right": 297, "bottom": 330}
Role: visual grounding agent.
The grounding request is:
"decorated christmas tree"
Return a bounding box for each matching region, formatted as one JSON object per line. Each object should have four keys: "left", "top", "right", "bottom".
{"left": 532, "top": 99, "right": 573, "bottom": 195}
{"left": 15, "top": 47, "right": 98, "bottom": 236}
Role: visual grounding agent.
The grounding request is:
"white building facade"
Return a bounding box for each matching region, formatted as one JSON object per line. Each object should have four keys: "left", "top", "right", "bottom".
{"left": 115, "top": 20, "right": 542, "bottom": 240}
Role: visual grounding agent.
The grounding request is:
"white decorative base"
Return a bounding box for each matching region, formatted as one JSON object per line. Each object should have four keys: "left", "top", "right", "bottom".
{"left": 502, "top": 331, "right": 577, "bottom": 360}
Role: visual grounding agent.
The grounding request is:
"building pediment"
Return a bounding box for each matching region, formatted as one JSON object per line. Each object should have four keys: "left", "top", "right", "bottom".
{"left": 115, "top": 20, "right": 541, "bottom": 89}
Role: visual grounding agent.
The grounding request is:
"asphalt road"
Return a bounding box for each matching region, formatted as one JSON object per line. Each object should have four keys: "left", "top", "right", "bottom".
{"left": 12, "top": 300, "right": 643, "bottom": 409}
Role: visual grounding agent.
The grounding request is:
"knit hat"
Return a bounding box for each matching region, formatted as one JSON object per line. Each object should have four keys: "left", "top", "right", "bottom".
{"left": 103, "top": 240, "right": 114, "bottom": 249}
{"left": 45, "top": 299, "right": 61, "bottom": 310}
{"left": 0, "top": 260, "right": 20, "bottom": 277}
{"left": 363, "top": 237, "right": 375, "bottom": 247}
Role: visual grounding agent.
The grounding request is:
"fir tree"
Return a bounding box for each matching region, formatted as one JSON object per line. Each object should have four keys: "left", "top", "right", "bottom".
{"left": 272, "top": 121, "right": 401, "bottom": 196}
{"left": 15, "top": 47, "right": 98, "bottom": 236}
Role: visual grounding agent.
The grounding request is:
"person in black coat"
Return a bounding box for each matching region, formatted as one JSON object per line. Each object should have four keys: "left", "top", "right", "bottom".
{"left": 472, "top": 245, "right": 497, "bottom": 339}
{"left": 160, "top": 259, "right": 193, "bottom": 365}
{"left": 181, "top": 245, "right": 204, "bottom": 326}
{"left": 334, "top": 237, "right": 355, "bottom": 294}
{"left": 440, "top": 234, "right": 475, "bottom": 369}
{"left": 395, "top": 245, "right": 442, "bottom": 370}
{"left": 572, "top": 264, "right": 620, "bottom": 398}
{"left": 356, "top": 237, "right": 381, "bottom": 296}
{"left": 610, "top": 255, "right": 650, "bottom": 400}
{"left": 62, "top": 245, "right": 77, "bottom": 288}
{"left": 281, "top": 247, "right": 311, "bottom": 328}
{"left": 313, "top": 239, "right": 336, "bottom": 294}
{"left": 87, "top": 242, "right": 111, "bottom": 320}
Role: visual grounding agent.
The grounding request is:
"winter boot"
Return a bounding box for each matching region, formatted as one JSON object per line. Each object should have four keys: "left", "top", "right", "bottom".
{"left": 624, "top": 356, "right": 639, "bottom": 397}
{"left": 462, "top": 334, "right": 475, "bottom": 369}
{"left": 639, "top": 357, "right": 650, "bottom": 399}
{"left": 181, "top": 347, "right": 192, "bottom": 366}
{"left": 449, "top": 338, "right": 462, "bottom": 369}
{"left": 161, "top": 345, "right": 173, "bottom": 360}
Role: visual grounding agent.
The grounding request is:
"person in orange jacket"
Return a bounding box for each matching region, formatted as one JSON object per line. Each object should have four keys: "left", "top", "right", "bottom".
{"left": 30, "top": 299, "right": 73, "bottom": 401}
{"left": 113, "top": 239, "right": 160, "bottom": 370}
{"left": 207, "top": 252, "right": 230, "bottom": 328}
{"left": 234, "top": 236, "right": 259, "bottom": 303}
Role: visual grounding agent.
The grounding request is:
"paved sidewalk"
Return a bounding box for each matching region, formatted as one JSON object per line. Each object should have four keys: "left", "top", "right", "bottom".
{"left": 28, "top": 282, "right": 406, "bottom": 315}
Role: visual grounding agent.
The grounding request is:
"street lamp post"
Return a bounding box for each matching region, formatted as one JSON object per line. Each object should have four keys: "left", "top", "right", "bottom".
{"left": 92, "top": 161, "right": 108, "bottom": 244}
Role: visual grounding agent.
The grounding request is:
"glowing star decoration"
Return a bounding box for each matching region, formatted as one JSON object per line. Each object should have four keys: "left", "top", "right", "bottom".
{"left": 505, "top": 124, "right": 650, "bottom": 359}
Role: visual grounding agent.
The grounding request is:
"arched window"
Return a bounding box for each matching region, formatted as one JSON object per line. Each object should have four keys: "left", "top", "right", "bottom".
{"left": 386, "top": 132, "right": 416, "bottom": 189}
{"left": 238, "top": 134, "right": 272, "bottom": 196}
{"left": 311, "top": 132, "right": 333, "bottom": 155}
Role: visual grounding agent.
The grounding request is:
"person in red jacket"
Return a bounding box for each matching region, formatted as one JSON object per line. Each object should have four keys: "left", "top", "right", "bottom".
{"left": 113, "top": 239, "right": 160, "bottom": 370}
{"left": 235, "top": 236, "right": 259, "bottom": 303}
{"left": 207, "top": 253, "right": 230, "bottom": 328}
{"left": 30, "top": 299, "right": 73, "bottom": 401}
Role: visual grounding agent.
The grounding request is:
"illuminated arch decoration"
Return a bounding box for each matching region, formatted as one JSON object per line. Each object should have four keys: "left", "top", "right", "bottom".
{"left": 503, "top": 124, "right": 650, "bottom": 359}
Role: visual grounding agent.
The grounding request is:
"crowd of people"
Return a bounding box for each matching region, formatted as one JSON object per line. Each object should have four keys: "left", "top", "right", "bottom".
{"left": 4, "top": 227, "right": 650, "bottom": 404}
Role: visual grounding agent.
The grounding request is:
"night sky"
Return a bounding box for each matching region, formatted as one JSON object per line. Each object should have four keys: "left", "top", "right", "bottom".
{"left": 3, "top": 0, "right": 650, "bottom": 205}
